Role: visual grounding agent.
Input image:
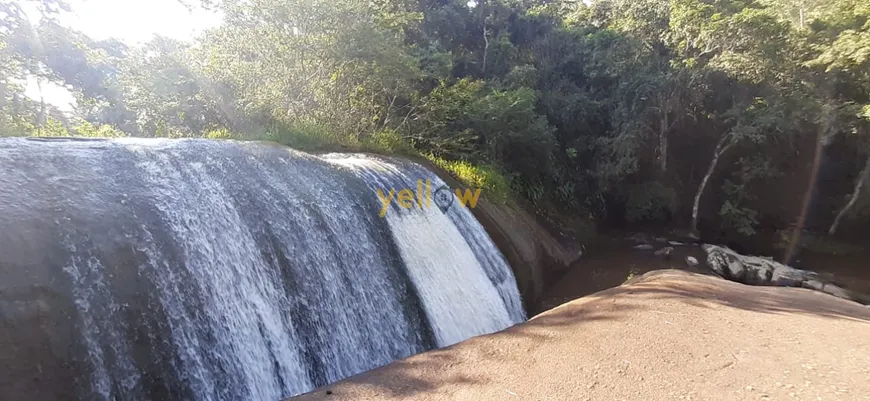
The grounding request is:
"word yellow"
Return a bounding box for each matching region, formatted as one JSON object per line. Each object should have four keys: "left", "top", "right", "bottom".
{"left": 376, "top": 179, "right": 482, "bottom": 217}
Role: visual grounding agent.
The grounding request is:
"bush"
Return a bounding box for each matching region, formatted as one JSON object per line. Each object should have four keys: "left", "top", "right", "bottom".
{"left": 2, "top": 119, "right": 128, "bottom": 138}
{"left": 719, "top": 200, "right": 759, "bottom": 237}
{"left": 361, "top": 129, "right": 415, "bottom": 155}
{"left": 74, "top": 122, "right": 126, "bottom": 138}
{"left": 210, "top": 121, "right": 352, "bottom": 151}
{"left": 427, "top": 155, "right": 512, "bottom": 204}
{"left": 203, "top": 128, "right": 233, "bottom": 139}
{"left": 262, "top": 122, "right": 351, "bottom": 150}
{"left": 624, "top": 182, "right": 677, "bottom": 223}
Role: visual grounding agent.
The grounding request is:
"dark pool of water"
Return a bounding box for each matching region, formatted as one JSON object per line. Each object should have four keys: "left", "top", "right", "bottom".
{"left": 536, "top": 234, "right": 870, "bottom": 315}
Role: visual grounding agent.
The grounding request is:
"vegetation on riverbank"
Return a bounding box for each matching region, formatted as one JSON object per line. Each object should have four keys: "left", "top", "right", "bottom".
{"left": 2, "top": 0, "right": 869, "bottom": 249}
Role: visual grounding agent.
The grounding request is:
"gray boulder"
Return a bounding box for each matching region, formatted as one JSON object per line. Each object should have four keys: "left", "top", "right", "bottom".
{"left": 654, "top": 247, "right": 674, "bottom": 258}
{"left": 772, "top": 267, "right": 810, "bottom": 287}
{"left": 704, "top": 245, "right": 787, "bottom": 285}
{"left": 726, "top": 260, "right": 746, "bottom": 281}
{"left": 702, "top": 244, "right": 861, "bottom": 303}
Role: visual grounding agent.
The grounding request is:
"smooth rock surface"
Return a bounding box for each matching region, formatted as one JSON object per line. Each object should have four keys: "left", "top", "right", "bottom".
{"left": 0, "top": 138, "right": 526, "bottom": 400}
{"left": 289, "top": 270, "right": 870, "bottom": 401}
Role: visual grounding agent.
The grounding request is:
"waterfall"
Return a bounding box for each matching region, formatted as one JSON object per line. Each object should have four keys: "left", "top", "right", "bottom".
{"left": 0, "top": 138, "right": 525, "bottom": 401}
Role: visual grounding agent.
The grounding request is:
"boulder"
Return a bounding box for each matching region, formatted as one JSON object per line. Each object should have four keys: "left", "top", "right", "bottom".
{"left": 726, "top": 260, "right": 746, "bottom": 281}
{"left": 654, "top": 247, "right": 674, "bottom": 258}
{"left": 685, "top": 256, "right": 699, "bottom": 267}
{"left": 633, "top": 244, "right": 655, "bottom": 251}
{"left": 702, "top": 244, "right": 862, "bottom": 303}
{"left": 820, "top": 283, "right": 851, "bottom": 300}
{"left": 704, "top": 245, "right": 791, "bottom": 285}
{"left": 803, "top": 279, "right": 825, "bottom": 292}
{"left": 771, "top": 267, "right": 810, "bottom": 287}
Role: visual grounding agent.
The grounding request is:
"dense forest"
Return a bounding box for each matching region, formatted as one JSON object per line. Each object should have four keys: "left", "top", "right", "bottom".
{"left": 1, "top": 0, "right": 869, "bottom": 250}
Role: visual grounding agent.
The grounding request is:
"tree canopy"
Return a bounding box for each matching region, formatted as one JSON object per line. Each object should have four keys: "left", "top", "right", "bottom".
{"left": 2, "top": 0, "right": 870, "bottom": 247}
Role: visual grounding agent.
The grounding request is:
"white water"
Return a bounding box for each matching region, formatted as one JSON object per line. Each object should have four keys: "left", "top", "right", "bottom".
{"left": 327, "top": 156, "right": 520, "bottom": 346}
{"left": 0, "top": 138, "right": 526, "bottom": 401}
{"left": 131, "top": 148, "right": 313, "bottom": 400}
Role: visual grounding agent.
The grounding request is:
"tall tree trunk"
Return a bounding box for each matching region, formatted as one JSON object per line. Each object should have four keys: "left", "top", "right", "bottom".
{"left": 799, "top": 7, "right": 804, "bottom": 29}
{"left": 691, "top": 134, "right": 733, "bottom": 234}
{"left": 659, "top": 113, "right": 669, "bottom": 172}
{"left": 36, "top": 78, "right": 45, "bottom": 135}
{"left": 481, "top": 26, "right": 489, "bottom": 77}
{"left": 829, "top": 156, "right": 870, "bottom": 235}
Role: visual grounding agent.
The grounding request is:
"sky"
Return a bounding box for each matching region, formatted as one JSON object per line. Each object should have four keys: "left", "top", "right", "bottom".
{"left": 22, "top": 0, "right": 223, "bottom": 111}
{"left": 57, "top": 0, "right": 222, "bottom": 43}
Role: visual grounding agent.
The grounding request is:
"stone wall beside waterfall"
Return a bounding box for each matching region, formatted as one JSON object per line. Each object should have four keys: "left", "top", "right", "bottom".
{"left": 0, "top": 138, "right": 526, "bottom": 401}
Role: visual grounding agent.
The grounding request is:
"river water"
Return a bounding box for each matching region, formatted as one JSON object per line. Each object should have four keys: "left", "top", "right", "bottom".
{"left": 0, "top": 138, "right": 525, "bottom": 401}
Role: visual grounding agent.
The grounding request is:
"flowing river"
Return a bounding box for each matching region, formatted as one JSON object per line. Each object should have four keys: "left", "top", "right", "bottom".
{"left": 0, "top": 138, "right": 525, "bottom": 401}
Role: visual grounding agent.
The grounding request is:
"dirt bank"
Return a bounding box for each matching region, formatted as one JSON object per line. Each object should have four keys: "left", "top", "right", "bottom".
{"left": 290, "top": 270, "right": 870, "bottom": 401}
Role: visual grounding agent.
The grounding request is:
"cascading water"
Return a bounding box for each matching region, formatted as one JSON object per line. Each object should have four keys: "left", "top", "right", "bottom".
{"left": 0, "top": 138, "right": 525, "bottom": 401}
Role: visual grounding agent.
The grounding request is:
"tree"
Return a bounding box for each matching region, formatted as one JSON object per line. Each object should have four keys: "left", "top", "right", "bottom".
{"left": 806, "top": 0, "right": 870, "bottom": 234}
{"left": 6, "top": 0, "right": 870, "bottom": 244}
{"left": 829, "top": 156, "right": 870, "bottom": 234}
{"left": 690, "top": 97, "right": 791, "bottom": 234}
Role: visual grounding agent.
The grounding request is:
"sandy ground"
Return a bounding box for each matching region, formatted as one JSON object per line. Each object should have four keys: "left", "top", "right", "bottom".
{"left": 289, "top": 270, "right": 870, "bottom": 401}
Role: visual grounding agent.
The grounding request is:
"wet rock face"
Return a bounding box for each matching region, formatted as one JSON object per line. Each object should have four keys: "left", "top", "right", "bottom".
{"left": 701, "top": 245, "right": 864, "bottom": 303}
{"left": 0, "top": 138, "right": 528, "bottom": 401}
{"left": 703, "top": 245, "right": 801, "bottom": 285}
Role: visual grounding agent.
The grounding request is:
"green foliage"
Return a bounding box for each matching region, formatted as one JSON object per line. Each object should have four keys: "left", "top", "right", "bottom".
{"left": 1, "top": 117, "right": 127, "bottom": 138}
{"left": 362, "top": 130, "right": 415, "bottom": 155}
{"left": 254, "top": 122, "right": 354, "bottom": 151}
{"left": 203, "top": 128, "right": 233, "bottom": 140}
{"left": 414, "top": 78, "right": 555, "bottom": 204}
{"left": 427, "top": 155, "right": 512, "bottom": 204}
{"left": 5, "top": 0, "right": 870, "bottom": 239}
{"left": 624, "top": 182, "right": 678, "bottom": 223}
{"left": 719, "top": 198, "right": 760, "bottom": 236}
{"left": 73, "top": 121, "right": 126, "bottom": 138}
{"left": 718, "top": 156, "right": 779, "bottom": 236}
{"left": 28, "top": 118, "right": 69, "bottom": 137}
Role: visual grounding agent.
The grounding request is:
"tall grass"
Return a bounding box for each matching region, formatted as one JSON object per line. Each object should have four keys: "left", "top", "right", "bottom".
{"left": 208, "top": 124, "right": 515, "bottom": 204}
{"left": 426, "top": 155, "right": 512, "bottom": 204}
{"left": 206, "top": 123, "right": 418, "bottom": 156}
